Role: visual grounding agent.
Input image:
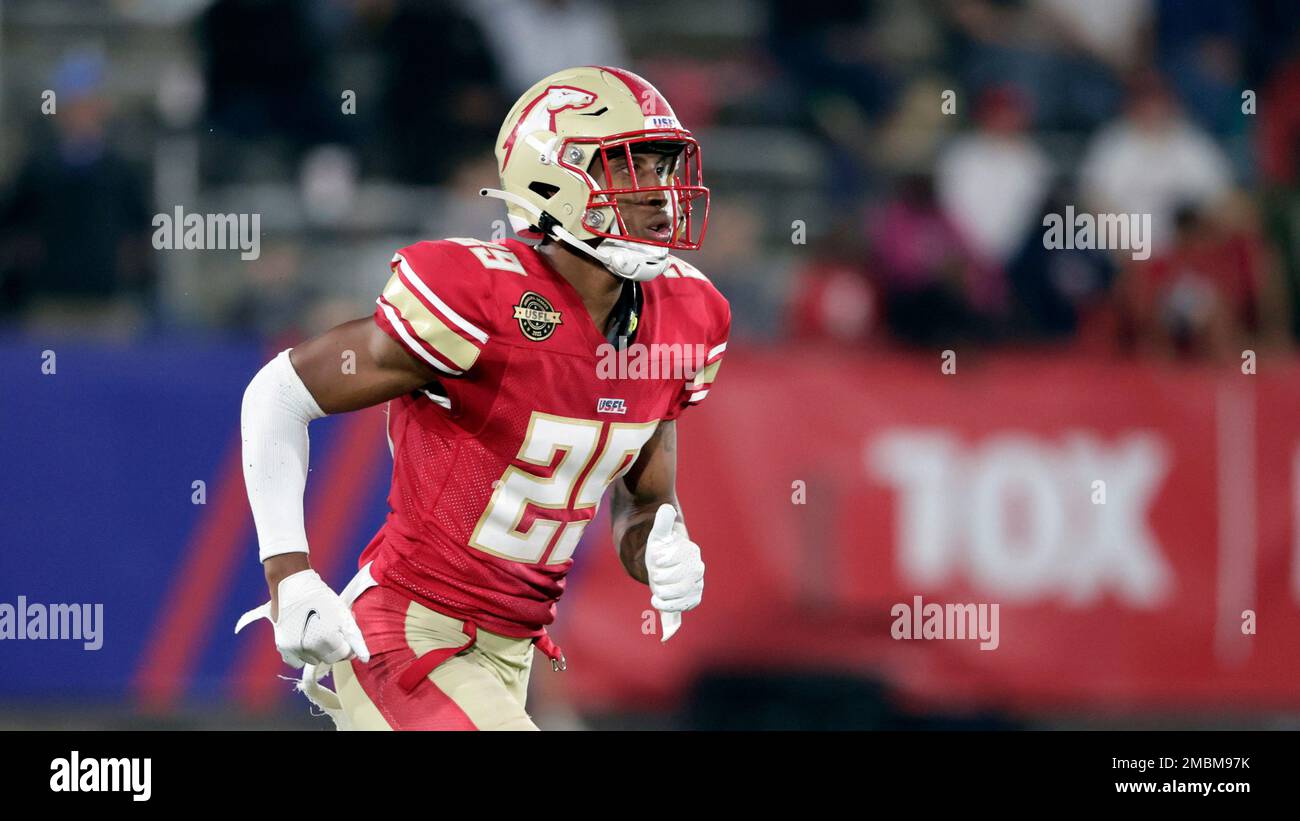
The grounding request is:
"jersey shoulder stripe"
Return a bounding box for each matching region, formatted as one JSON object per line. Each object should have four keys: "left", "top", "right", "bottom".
{"left": 393, "top": 253, "right": 490, "bottom": 344}
{"left": 375, "top": 294, "right": 468, "bottom": 376}
{"left": 373, "top": 240, "right": 504, "bottom": 376}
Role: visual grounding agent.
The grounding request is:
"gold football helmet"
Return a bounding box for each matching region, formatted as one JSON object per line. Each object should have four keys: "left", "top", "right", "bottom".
{"left": 481, "top": 65, "right": 709, "bottom": 281}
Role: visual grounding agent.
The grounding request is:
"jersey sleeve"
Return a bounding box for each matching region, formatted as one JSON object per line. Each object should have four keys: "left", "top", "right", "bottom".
{"left": 372, "top": 240, "right": 494, "bottom": 377}
{"left": 663, "top": 266, "right": 731, "bottom": 420}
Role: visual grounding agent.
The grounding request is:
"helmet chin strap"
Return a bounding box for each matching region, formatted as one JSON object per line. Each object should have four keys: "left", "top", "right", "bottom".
{"left": 480, "top": 188, "right": 670, "bottom": 281}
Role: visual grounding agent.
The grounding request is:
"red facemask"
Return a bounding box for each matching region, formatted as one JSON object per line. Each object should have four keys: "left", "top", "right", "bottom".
{"left": 558, "top": 129, "right": 710, "bottom": 251}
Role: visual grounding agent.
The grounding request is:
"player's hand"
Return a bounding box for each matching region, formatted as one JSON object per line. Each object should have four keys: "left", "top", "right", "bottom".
{"left": 238, "top": 569, "right": 371, "bottom": 669}
{"left": 645, "top": 504, "right": 705, "bottom": 614}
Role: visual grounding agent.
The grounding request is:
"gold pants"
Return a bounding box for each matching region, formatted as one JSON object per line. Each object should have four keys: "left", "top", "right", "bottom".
{"left": 331, "top": 586, "right": 538, "bottom": 731}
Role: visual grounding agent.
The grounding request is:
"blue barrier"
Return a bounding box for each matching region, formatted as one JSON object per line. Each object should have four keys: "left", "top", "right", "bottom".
{"left": 0, "top": 335, "right": 392, "bottom": 704}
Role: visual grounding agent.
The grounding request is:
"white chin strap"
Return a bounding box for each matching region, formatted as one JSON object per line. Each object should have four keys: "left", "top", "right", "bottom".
{"left": 480, "top": 188, "right": 670, "bottom": 281}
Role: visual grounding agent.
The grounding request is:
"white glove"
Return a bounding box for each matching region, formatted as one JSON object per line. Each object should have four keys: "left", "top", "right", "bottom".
{"left": 645, "top": 504, "right": 705, "bottom": 641}
{"left": 235, "top": 569, "right": 370, "bottom": 668}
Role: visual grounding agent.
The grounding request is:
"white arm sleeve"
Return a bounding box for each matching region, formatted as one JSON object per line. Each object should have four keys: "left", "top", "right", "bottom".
{"left": 241, "top": 349, "right": 326, "bottom": 562}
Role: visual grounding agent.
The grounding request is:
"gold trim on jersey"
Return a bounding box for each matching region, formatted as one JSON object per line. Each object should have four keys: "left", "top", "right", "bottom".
{"left": 383, "top": 274, "right": 482, "bottom": 371}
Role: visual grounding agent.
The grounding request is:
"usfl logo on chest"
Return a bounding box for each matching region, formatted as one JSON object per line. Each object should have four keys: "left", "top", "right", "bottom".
{"left": 512, "top": 291, "right": 563, "bottom": 341}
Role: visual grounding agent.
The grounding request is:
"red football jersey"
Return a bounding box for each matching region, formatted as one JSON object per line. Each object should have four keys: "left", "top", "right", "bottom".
{"left": 360, "top": 237, "right": 730, "bottom": 638}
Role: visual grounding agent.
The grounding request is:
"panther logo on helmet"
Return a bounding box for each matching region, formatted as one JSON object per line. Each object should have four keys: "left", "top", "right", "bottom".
{"left": 501, "top": 85, "right": 598, "bottom": 169}
{"left": 481, "top": 66, "right": 709, "bottom": 282}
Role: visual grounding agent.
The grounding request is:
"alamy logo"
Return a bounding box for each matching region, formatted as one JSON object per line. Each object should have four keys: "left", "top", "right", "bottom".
{"left": 0, "top": 597, "right": 102, "bottom": 650}
{"left": 891, "top": 595, "right": 999, "bottom": 650}
{"left": 50, "top": 751, "right": 151, "bottom": 801}
{"left": 1042, "top": 206, "right": 1152, "bottom": 260}
{"left": 596, "top": 340, "right": 707, "bottom": 380}
{"left": 152, "top": 206, "right": 261, "bottom": 260}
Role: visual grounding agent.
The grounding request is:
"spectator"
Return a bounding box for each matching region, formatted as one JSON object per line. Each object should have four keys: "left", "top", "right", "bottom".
{"left": 197, "top": 0, "right": 342, "bottom": 176}
{"left": 945, "top": 0, "right": 1139, "bottom": 131}
{"left": 1033, "top": 0, "right": 1151, "bottom": 74}
{"left": 766, "top": 0, "right": 898, "bottom": 120}
{"left": 1153, "top": 0, "right": 1246, "bottom": 139}
{"left": 465, "top": 0, "right": 628, "bottom": 95}
{"left": 869, "top": 173, "right": 1004, "bottom": 347}
{"left": 0, "top": 51, "right": 154, "bottom": 329}
{"left": 1004, "top": 188, "right": 1118, "bottom": 349}
{"left": 784, "top": 220, "right": 878, "bottom": 346}
{"left": 1122, "top": 195, "right": 1286, "bottom": 359}
{"left": 936, "top": 84, "right": 1052, "bottom": 267}
{"left": 378, "top": 0, "right": 507, "bottom": 184}
{"left": 1078, "top": 71, "right": 1233, "bottom": 256}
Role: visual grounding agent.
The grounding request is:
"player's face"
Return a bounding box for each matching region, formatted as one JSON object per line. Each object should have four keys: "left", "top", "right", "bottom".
{"left": 590, "top": 148, "right": 679, "bottom": 243}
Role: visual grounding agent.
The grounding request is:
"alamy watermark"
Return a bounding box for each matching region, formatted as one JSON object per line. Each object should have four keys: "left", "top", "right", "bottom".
{"left": 596, "top": 340, "right": 707, "bottom": 380}
{"left": 50, "top": 751, "right": 150, "bottom": 801}
{"left": 890, "top": 594, "right": 999, "bottom": 650}
{"left": 0, "top": 596, "right": 102, "bottom": 650}
{"left": 1042, "top": 205, "right": 1152, "bottom": 260}
{"left": 152, "top": 206, "right": 261, "bottom": 260}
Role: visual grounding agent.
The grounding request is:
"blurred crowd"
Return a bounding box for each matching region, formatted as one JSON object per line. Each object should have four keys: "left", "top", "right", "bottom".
{"left": 3, "top": 0, "right": 1300, "bottom": 361}
{"left": 771, "top": 0, "right": 1300, "bottom": 360}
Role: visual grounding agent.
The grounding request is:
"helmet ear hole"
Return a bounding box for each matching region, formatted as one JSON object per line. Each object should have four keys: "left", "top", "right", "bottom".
{"left": 528, "top": 182, "right": 560, "bottom": 200}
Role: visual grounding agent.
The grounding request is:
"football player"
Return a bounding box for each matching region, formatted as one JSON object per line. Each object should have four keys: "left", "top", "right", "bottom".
{"left": 236, "top": 66, "right": 729, "bottom": 730}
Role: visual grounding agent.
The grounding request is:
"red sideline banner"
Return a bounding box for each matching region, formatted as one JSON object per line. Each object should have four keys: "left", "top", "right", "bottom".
{"left": 558, "top": 348, "right": 1300, "bottom": 716}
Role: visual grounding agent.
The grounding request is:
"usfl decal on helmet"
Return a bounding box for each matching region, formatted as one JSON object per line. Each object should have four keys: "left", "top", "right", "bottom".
{"left": 480, "top": 65, "right": 710, "bottom": 281}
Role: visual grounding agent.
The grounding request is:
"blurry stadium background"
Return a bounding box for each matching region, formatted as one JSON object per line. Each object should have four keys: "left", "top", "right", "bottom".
{"left": 4, "top": 0, "right": 1300, "bottom": 730}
